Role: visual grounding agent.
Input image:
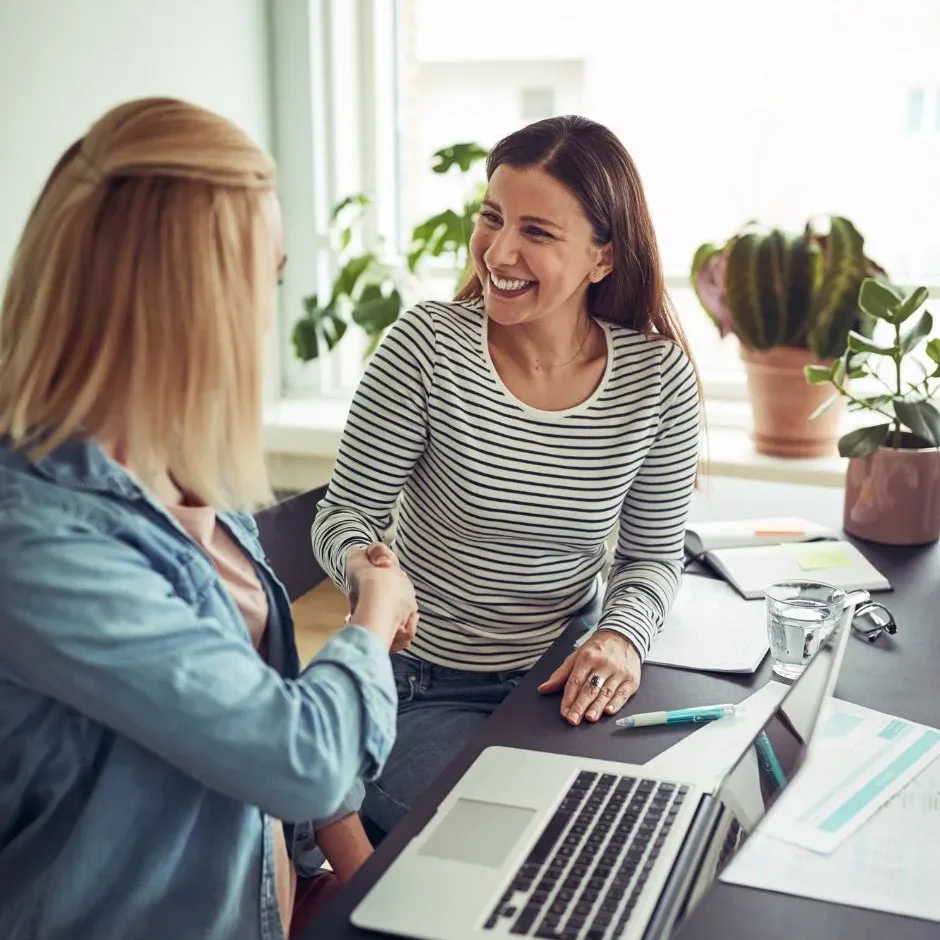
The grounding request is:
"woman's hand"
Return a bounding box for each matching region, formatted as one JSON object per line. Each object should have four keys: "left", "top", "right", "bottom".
{"left": 538, "top": 631, "right": 642, "bottom": 726}
{"left": 345, "top": 544, "right": 419, "bottom": 652}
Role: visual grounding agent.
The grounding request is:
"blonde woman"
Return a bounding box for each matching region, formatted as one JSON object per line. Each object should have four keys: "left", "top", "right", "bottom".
{"left": 0, "top": 98, "right": 416, "bottom": 940}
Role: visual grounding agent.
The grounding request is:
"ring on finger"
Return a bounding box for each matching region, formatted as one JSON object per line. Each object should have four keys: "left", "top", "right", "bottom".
{"left": 589, "top": 673, "right": 604, "bottom": 689}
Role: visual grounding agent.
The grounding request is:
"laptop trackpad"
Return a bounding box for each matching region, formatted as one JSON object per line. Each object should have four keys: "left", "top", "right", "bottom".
{"left": 418, "top": 798, "right": 537, "bottom": 868}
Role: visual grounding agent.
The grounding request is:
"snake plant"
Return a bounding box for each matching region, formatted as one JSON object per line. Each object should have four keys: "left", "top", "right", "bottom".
{"left": 692, "top": 217, "right": 882, "bottom": 359}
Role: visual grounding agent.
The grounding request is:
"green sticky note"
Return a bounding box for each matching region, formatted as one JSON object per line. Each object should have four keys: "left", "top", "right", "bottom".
{"left": 785, "top": 542, "right": 853, "bottom": 571}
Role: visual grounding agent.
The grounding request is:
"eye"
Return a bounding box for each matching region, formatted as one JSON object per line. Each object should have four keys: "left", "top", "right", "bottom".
{"left": 524, "top": 225, "right": 553, "bottom": 240}
{"left": 479, "top": 209, "right": 502, "bottom": 226}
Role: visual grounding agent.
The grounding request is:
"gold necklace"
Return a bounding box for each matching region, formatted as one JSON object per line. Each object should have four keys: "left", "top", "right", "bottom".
{"left": 532, "top": 318, "right": 593, "bottom": 372}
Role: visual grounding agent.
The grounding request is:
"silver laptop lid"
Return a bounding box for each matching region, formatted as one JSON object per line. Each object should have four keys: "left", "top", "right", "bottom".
{"left": 665, "top": 605, "right": 853, "bottom": 934}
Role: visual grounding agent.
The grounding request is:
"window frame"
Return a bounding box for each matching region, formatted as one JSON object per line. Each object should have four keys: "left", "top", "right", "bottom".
{"left": 269, "top": 0, "right": 940, "bottom": 415}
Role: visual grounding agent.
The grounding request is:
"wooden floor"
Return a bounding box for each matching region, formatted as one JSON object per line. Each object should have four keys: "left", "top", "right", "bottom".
{"left": 291, "top": 580, "right": 348, "bottom": 664}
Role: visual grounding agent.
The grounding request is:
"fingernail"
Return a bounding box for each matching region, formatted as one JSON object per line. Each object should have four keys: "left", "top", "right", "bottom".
{"left": 587, "top": 710, "right": 597, "bottom": 721}
{"left": 569, "top": 713, "right": 580, "bottom": 724}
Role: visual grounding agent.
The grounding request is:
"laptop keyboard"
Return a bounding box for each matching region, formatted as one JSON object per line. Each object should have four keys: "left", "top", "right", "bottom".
{"left": 483, "top": 771, "right": 688, "bottom": 940}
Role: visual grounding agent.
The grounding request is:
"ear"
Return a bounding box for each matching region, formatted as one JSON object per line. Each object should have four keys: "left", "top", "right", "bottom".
{"left": 590, "top": 243, "right": 614, "bottom": 283}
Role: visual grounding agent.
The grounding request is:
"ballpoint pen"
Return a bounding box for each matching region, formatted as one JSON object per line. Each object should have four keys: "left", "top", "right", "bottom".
{"left": 615, "top": 703, "right": 744, "bottom": 729}
{"left": 755, "top": 730, "right": 788, "bottom": 791}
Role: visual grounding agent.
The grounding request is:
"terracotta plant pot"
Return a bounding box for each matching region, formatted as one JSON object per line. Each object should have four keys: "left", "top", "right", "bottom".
{"left": 739, "top": 346, "right": 843, "bottom": 458}
{"left": 844, "top": 435, "right": 940, "bottom": 545}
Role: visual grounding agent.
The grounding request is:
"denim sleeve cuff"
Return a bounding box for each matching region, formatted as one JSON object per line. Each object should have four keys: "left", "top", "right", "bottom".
{"left": 311, "top": 777, "right": 365, "bottom": 830}
{"left": 304, "top": 625, "right": 397, "bottom": 780}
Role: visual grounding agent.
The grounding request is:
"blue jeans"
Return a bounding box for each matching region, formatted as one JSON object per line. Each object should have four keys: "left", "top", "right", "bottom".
{"left": 362, "top": 595, "right": 602, "bottom": 836}
{"left": 361, "top": 657, "right": 525, "bottom": 834}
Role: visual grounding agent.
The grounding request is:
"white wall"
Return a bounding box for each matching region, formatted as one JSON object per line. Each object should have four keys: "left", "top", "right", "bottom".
{"left": 0, "top": 0, "right": 273, "bottom": 284}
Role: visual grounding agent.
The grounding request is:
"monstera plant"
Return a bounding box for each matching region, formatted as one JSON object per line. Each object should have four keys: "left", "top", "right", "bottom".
{"left": 292, "top": 142, "right": 487, "bottom": 362}
{"left": 691, "top": 217, "right": 884, "bottom": 457}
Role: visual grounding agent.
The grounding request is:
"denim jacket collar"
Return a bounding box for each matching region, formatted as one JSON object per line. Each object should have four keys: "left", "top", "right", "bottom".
{"left": 21, "top": 436, "right": 266, "bottom": 565}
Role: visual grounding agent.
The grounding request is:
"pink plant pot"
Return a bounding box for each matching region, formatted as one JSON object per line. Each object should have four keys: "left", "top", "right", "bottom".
{"left": 844, "top": 440, "right": 940, "bottom": 546}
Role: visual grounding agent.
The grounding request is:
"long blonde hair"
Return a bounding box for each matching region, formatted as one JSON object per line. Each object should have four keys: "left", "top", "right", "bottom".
{"left": 0, "top": 97, "right": 276, "bottom": 510}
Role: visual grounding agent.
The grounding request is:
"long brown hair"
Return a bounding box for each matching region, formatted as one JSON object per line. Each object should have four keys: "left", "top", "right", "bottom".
{"left": 456, "top": 115, "right": 697, "bottom": 369}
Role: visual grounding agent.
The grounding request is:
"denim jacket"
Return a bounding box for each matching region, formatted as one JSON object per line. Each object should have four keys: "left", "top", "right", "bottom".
{"left": 0, "top": 438, "right": 395, "bottom": 940}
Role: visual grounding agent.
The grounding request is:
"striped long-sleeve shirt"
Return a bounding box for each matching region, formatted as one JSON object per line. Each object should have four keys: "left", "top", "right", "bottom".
{"left": 312, "top": 299, "right": 701, "bottom": 672}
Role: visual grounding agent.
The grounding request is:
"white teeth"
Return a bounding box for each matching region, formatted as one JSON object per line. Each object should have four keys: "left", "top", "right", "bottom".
{"left": 489, "top": 272, "right": 533, "bottom": 292}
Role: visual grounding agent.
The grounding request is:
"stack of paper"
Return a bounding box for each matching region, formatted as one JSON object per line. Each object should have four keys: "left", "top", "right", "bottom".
{"left": 575, "top": 575, "right": 769, "bottom": 674}
{"left": 645, "top": 576, "right": 768, "bottom": 674}
{"left": 716, "top": 699, "right": 940, "bottom": 922}
{"left": 685, "top": 516, "right": 837, "bottom": 555}
{"left": 684, "top": 515, "right": 892, "bottom": 600}
{"left": 723, "top": 760, "right": 940, "bottom": 922}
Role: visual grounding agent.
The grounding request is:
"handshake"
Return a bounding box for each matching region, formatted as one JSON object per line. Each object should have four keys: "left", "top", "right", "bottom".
{"left": 344, "top": 543, "right": 419, "bottom": 653}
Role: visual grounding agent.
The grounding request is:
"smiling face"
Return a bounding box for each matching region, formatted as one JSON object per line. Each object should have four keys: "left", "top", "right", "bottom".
{"left": 469, "top": 164, "right": 613, "bottom": 327}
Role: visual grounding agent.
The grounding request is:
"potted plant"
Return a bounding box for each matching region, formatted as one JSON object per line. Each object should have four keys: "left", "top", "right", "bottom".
{"left": 805, "top": 278, "right": 940, "bottom": 545}
{"left": 292, "top": 142, "right": 487, "bottom": 363}
{"left": 691, "top": 217, "right": 884, "bottom": 457}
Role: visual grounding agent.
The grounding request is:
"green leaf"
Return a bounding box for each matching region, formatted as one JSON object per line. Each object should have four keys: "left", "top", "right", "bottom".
{"left": 291, "top": 316, "right": 319, "bottom": 362}
{"left": 293, "top": 295, "right": 350, "bottom": 363}
{"left": 808, "top": 394, "right": 841, "bottom": 421}
{"left": 893, "top": 400, "right": 940, "bottom": 447}
{"left": 899, "top": 310, "right": 933, "bottom": 356}
{"left": 320, "top": 307, "right": 348, "bottom": 348}
{"left": 894, "top": 285, "right": 930, "bottom": 324}
{"left": 329, "top": 192, "right": 370, "bottom": 222}
{"left": 838, "top": 423, "right": 890, "bottom": 458}
{"left": 845, "top": 350, "right": 871, "bottom": 377}
{"left": 332, "top": 253, "right": 376, "bottom": 300}
{"left": 806, "top": 217, "right": 866, "bottom": 358}
{"left": 847, "top": 331, "right": 896, "bottom": 356}
{"left": 431, "top": 142, "right": 488, "bottom": 174}
{"left": 925, "top": 337, "right": 940, "bottom": 364}
{"left": 804, "top": 364, "right": 833, "bottom": 385}
{"left": 351, "top": 287, "right": 402, "bottom": 334}
{"left": 407, "top": 209, "right": 470, "bottom": 272}
{"left": 831, "top": 356, "right": 846, "bottom": 385}
{"left": 857, "top": 278, "right": 901, "bottom": 322}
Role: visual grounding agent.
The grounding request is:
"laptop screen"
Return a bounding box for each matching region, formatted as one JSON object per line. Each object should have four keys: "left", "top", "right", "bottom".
{"left": 669, "top": 612, "right": 851, "bottom": 931}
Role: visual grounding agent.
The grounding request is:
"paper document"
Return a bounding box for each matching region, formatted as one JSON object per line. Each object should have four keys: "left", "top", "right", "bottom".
{"left": 643, "top": 680, "right": 789, "bottom": 790}
{"left": 645, "top": 577, "right": 768, "bottom": 673}
{"left": 575, "top": 576, "right": 769, "bottom": 674}
{"left": 706, "top": 540, "right": 891, "bottom": 600}
{"left": 684, "top": 516, "right": 836, "bottom": 554}
{"left": 722, "top": 734, "right": 940, "bottom": 922}
{"left": 759, "top": 699, "right": 940, "bottom": 853}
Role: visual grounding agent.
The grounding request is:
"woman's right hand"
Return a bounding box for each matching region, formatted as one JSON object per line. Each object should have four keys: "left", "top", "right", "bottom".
{"left": 345, "top": 544, "right": 419, "bottom": 652}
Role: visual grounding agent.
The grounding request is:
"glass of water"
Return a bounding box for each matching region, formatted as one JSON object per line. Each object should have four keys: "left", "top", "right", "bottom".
{"left": 764, "top": 581, "right": 849, "bottom": 679}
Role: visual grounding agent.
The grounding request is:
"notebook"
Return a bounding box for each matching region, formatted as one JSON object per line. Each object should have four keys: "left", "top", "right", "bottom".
{"left": 684, "top": 516, "right": 891, "bottom": 600}
{"left": 645, "top": 576, "right": 768, "bottom": 673}
{"left": 575, "top": 576, "right": 769, "bottom": 674}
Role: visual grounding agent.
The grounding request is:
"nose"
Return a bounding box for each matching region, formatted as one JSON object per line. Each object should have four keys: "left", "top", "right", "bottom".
{"left": 484, "top": 225, "right": 521, "bottom": 269}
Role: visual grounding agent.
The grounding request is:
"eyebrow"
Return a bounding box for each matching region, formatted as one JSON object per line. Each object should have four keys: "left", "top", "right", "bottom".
{"left": 277, "top": 254, "right": 288, "bottom": 274}
{"left": 481, "top": 198, "right": 561, "bottom": 230}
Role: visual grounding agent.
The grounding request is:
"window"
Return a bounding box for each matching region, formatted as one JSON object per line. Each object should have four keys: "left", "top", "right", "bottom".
{"left": 521, "top": 88, "right": 556, "bottom": 121}
{"left": 275, "top": 0, "right": 940, "bottom": 407}
{"left": 907, "top": 88, "right": 925, "bottom": 133}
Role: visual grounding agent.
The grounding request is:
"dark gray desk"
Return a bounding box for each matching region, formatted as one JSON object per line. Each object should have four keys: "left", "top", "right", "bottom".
{"left": 303, "top": 477, "right": 940, "bottom": 939}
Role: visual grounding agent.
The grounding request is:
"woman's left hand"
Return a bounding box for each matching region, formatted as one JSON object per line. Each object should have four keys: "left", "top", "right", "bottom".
{"left": 538, "top": 631, "right": 642, "bottom": 726}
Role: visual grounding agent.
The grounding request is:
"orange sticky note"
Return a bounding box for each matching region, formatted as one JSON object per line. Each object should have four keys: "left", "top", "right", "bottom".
{"left": 753, "top": 523, "right": 807, "bottom": 538}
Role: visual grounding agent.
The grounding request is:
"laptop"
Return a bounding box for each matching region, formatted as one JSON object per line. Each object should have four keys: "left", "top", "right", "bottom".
{"left": 352, "top": 605, "right": 854, "bottom": 940}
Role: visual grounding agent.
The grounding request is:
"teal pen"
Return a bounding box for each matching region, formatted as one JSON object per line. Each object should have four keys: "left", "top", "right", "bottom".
{"left": 755, "top": 731, "right": 788, "bottom": 791}
{"left": 615, "top": 703, "right": 743, "bottom": 729}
